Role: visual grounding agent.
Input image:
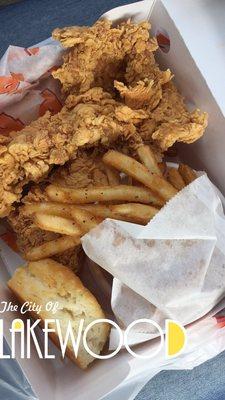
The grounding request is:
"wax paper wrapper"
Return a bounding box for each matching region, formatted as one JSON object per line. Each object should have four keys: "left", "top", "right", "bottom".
{"left": 82, "top": 173, "right": 225, "bottom": 345}
{"left": 0, "top": 41, "right": 64, "bottom": 132}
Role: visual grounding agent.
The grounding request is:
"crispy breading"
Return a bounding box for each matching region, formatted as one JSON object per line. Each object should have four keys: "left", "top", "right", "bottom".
{"left": 0, "top": 88, "right": 142, "bottom": 218}
{"left": 8, "top": 183, "right": 57, "bottom": 251}
{"left": 114, "top": 105, "right": 149, "bottom": 124}
{"left": 1, "top": 20, "right": 208, "bottom": 219}
{"left": 125, "top": 46, "right": 172, "bottom": 88}
{"left": 152, "top": 110, "right": 208, "bottom": 150}
{"left": 8, "top": 150, "right": 112, "bottom": 271}
{"left": 114, "top": 79, "right": 162, "bottom": 110}
{"left": 8, "top": 204, "right": 84, "bottom": 272}
{"left": 137, "top": 82, "right": 208, "bottom": 150}
{"left": 52, "top": 20, "right": 160, "bottom": 95}
{"left": 50, "top": 149, "right": 111, "bottom": 188}
{"left": 150, "top": 82, "right": 191, "bottom": 124}
{"left": 138, "top": 119, "right": 157, "bottom": 141}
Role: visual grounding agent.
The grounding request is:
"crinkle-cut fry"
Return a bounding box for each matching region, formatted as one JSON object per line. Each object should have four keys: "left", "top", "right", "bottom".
{"left": 178, "top": 164, "right": 197, "bottom": 185}
{"left": 105, "top": 165, "right": 120, "bottom": 185}
{"left": 79, "top": 203, "right": 158, "bottom": 225}
{"left": 24, "top": 236, "right": 80, "bottom": 261}
{"left": 46, "top": 184, "right": 164, "bottom": 207}
{"left": 71, "top": 208, "right": 101, "bottom": 234}
{"left": 167, "top": 167, "right": 185, "bottom": 190}
{"left": 137, "top": 145, "right": 162, "bottom": 176}
{"left": 34, "top": 213, "right": 82, "bottom": 236}
{"left": 23, "top": 202, "right": 71, "bottom": 218}
{"left": 103, "top": 150, "right": 177, "bottom": 201}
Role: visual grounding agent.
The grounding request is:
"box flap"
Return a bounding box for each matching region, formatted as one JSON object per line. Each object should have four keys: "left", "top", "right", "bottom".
{"left": 150, "top": 0, "right": 225, "bottom": 194}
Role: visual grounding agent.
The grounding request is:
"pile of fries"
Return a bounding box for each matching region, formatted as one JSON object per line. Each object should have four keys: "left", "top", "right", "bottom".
{"left": 22, "top": 145, "right": 197, "bottom": 262}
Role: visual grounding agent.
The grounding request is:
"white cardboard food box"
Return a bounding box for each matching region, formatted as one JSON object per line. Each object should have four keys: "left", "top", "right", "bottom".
{"left": 0, "top": 0, "right": 225, "bottom": 399}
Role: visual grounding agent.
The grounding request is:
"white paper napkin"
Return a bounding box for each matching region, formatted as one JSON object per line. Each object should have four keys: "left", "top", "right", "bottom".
{"left": 82, "top": 174, "right": 225, "bottom": 346}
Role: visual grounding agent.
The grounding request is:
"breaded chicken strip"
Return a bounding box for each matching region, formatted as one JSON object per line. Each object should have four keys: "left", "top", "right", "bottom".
{"left": 0, "top": 88, "right": 144, "bottom": 217}
{"left": 52, "top": 19, "right": 171, "bottom": 97}
{"left": 137, "top": 82, "right": 208, "bottom": 150}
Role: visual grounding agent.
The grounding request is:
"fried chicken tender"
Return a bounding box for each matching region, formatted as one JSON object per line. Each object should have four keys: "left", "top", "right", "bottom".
{"left": 52, "top": 19, "right": 171, "bottom": 97}
{"left": 8, "top": 149, "right": 112, "bottom": 272}
{"left": 137, "top": 82, "right": 208, "bottom": 150}
{"left": 52, "top": 19, "right": 207, "bottom": 152}
{"left": 0, "top": 88, "right": 142, "bottom": 217}
{"left": 152, "top": 109, "right": 208, "bottom": 150}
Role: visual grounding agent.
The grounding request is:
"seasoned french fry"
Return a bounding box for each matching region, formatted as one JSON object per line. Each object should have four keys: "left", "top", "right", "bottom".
{"left": 34, "top": 213, "right": 82, "bottom": 236}
{"left": 24, "top": 235, "right": 80, "bottom": 261}
{"left": 46, "top": 184, "right": 164, "bottom": 206}
{"left": 178, "top": 164, "right": 197, "bottom": 184}
{"left": 167, "top": 167, "right": 185, "bottom": 190}
{"left": 103, "top": 150, "right": 177, "bottom": 201}
{"left": 78, "top": 204, "right": 125, "bottom": 220}
{"left": 23, "top": 202, "right": 71, "bottom": 218}
{"left": 79, "top": 203, "right": 158, "bottom": 225}
{"left": 71, "top": 208, "right": 101, "bottom": 233}
{"left": 112, "top": 203, "right": 158, "bottom": 224}
{"left": 158, "top": 162, "right": 167, "bottom": 176}
{"left": 105, "top": 165, "right": 120, "bottom": 185}
{"left": 126, "top": 176, "right": 133, "bottom": 186}
{"left": 137, "top": 145, "right": 162, "bottom": 176}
